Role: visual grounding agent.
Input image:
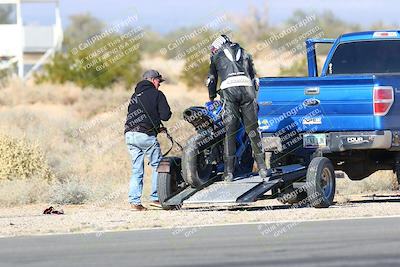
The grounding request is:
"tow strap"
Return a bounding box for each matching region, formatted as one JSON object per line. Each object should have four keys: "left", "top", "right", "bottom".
{"left": 161, "top": 124, "right": 183, "bottom": 157}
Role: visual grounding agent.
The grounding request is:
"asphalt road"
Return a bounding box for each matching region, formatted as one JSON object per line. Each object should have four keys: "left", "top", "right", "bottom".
{"left": 1, "top": 217, "right": 400, "bottom": 267}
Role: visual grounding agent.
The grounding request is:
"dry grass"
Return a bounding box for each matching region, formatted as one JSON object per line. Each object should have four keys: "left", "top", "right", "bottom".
{"left": 48, "top": 176, "right": 91, "bottom": 205}
{"left": 0, "top": 76, "right": 206, "bottom": 207}
{"left": 336, "top": 171, "right": 398, "bottom": 197}
{"left": 141, "top": 56, "right": 185, "bottom": 85}
{"left": 0, "top": 177, "right": 50, "bottom": 207}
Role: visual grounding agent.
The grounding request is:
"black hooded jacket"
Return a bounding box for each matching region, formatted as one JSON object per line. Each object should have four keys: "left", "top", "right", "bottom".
{"left": 124, "top": 80, "right": 172, "bottom": 135}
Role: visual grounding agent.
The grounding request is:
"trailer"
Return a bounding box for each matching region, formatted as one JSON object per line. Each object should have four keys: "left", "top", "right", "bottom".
{"left": 157, "top": 155, "right": 336, "bottom": 210}
{"left": 156, "top": 101, "right": 336, "bottom": 210}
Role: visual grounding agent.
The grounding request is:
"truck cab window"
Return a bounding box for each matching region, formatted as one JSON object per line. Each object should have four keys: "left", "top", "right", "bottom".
{"left": 328, "top": 40, "right": 400, "bottom": 75}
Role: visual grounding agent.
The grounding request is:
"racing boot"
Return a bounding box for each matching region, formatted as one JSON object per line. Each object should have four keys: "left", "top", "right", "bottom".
{"left": 254, "top": 153, "right": 270, "bottom": 180}
{"left": 223, "top": 156, "right": 235, "bottom": 182}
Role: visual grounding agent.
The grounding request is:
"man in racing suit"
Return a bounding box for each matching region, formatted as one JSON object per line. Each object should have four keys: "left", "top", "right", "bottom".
{"left": 207, "top": 35, "right": 268, "bottom": 182}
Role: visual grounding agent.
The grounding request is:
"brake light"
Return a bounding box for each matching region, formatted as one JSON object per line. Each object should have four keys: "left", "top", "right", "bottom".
{"left": 373, "top": 86, "right": 394, "bottom": 116}
{"left": 373, "top": 31, "right": 398, "bottom": 38}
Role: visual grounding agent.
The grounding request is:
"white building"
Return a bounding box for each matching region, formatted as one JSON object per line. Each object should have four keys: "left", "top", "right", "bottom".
{"left": 0, "top": 0, "right": 63, "bottom": 80}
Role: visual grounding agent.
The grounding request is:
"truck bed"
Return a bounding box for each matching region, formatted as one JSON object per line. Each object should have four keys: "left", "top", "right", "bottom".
{"left": 258, "top": 74, "right": 400, "bottom": 134}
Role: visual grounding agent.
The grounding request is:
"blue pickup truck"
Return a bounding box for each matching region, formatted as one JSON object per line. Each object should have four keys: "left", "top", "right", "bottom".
{"left": 157, "top": 30, "right": 400, "bottom": 210}
{"left": 259, "top": 31, "right": 400, "bottom": 191}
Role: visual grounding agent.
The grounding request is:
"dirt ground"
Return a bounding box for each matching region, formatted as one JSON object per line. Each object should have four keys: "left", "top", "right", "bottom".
{"left": 1, "top": 192, "right": 400, "bottom": 238}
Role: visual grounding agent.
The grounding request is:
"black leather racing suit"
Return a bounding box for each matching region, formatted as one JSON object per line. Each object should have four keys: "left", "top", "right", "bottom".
{"left": 207, "top": 42, "right": 264, "bottom": 173}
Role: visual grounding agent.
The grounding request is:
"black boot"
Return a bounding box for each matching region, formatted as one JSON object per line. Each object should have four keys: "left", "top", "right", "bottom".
{"left": 223, "top": 156, "right": 235, "bottom": 182}
{"left": 254, "top": 153, "right": 270, "bottom": 180}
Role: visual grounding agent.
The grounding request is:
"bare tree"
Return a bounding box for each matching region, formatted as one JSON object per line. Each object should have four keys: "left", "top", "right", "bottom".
{"left": 63, "top": 13, "right": 105, "bottom": 48}
{"left": 230, "top": 0, "right": 270, "bottom": 43}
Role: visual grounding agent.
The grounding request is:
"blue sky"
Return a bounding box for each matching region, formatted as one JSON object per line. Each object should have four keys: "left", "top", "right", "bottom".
{"left": 20, "top": 0, "right": 400, "bottom": 33}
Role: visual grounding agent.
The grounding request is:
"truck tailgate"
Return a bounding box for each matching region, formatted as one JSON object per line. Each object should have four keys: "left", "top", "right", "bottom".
{"left": 258, "top": 75, "right": 378, "bottom": 133}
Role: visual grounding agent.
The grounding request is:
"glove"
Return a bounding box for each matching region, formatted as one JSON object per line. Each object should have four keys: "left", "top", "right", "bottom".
{"left": 253, "top": 77, "right": 260, "bottom": 91}
{"left": 158, "top": 127, "right": 167, "bottom": 134}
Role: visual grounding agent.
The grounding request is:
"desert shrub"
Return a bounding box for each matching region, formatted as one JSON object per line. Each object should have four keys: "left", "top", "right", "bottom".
{"left": 179, "top": 30, "right": 222, "bottom": 88}
{"left": 0, "top": 177, "right": 50, "bottom": 206}
{"left": 0, "top": 68, "right": 13, "bottom": 88}
{"left": 48, "top": 177, "right": 91, "bottom": 205}
{"left": 180, "top": 55, "right": 209, "bottom": 88}
{"left": 35, "top": 13, "right": 142, "bottom": 89}
{"left": 63, "top": 13, "right": 105, "bottom": 49}
{"left": 279, "top": 57, "right": 308, "bottom": 77}
{"left": 265, "top": 10, "right": 361, "bottom": 55}
{"left": 0, "top": 135, "right": 53, "bottom": 181}
{"left": 35, "top": 36, "right": 142, "bottom": 90}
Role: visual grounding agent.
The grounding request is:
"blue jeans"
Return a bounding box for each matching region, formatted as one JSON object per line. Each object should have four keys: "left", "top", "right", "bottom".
{"left": 125, "top": 131, "right": 161, "bottom": 205}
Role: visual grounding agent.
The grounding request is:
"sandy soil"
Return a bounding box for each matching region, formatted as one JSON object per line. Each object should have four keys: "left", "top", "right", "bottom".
{"left": 1, "top": 193, "right": 400, "bottom": 238}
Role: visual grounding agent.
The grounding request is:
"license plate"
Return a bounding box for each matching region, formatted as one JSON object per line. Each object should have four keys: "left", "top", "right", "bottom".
{"left": 303, "top": 133, "right": 327, "bottom": 148}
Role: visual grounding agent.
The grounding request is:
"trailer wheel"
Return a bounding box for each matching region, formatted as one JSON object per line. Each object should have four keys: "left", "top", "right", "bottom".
{"left": 157, "top": 171, "right": 183, "bottom": 210}
{"left": 306, "top": 157, "right": 336, "bottom": 208}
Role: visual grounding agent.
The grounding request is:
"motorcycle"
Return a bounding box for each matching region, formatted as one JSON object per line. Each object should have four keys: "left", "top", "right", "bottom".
{"left": 156, "top": 100, "right": 254, "bottom": 209}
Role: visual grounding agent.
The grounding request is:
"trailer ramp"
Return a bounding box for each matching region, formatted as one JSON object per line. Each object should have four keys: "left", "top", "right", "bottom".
{"left": 164, "top": 164, "right": 306, "bottom": 207}
{"left": 184, "top": 176, "right": 279, "bottom": 204}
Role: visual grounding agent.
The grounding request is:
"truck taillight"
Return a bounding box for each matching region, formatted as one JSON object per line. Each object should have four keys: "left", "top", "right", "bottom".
{"left": 373, "top": 86, "right": 394, "bottom": 116}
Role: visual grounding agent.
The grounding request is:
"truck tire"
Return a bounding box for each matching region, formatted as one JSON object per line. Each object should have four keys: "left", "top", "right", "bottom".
{"left": 182, "top": 134, "right": 218, "bottom": 188}
{"left": 306, "top": 157, "right": 336, "bottom": 208}
{"left": 157, "top": 171, "right": 182, "bottom": 210}
{"left": 269, "top": 152, "right": 299, "bottom": 169}
{"left": 269, "top": 152, "right": 287, "bottom": 168}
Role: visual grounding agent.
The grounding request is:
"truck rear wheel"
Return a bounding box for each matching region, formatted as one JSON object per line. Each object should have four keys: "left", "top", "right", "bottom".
{"left": 306, "top": 157, "right": 336, "bottom": 208}
{"left": 269, "top": 152, "right": 291, "bottom": 168}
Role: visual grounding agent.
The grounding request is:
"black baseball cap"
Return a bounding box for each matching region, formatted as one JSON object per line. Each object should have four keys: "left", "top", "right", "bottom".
{"left": 142, "top": 69, "right": 165, "bottom": 82}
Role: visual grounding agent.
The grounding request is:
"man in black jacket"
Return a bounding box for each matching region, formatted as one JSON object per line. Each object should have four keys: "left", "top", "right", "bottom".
{"left": 207, "top": 35, "right": 268, "bottom": 182}
{"left": 125, "top": 70, "right": 172, "bottom": 211}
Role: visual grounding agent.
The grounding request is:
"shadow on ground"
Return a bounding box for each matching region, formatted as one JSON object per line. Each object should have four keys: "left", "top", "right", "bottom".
{"left": 174, "top": 193, "right": 400, "bottom": 212}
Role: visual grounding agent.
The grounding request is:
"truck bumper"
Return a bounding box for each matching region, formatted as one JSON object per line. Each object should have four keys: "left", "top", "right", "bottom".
{"left": 325, "top": 131, "right": 393, "bottom": 152}
{"left": 262, "top": 130, "right": 400, "bottom": 153}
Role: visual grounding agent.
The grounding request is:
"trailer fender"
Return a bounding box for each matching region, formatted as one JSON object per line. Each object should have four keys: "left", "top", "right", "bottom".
{"left": 157, "top": 157, "right": 181, "bottom": 173}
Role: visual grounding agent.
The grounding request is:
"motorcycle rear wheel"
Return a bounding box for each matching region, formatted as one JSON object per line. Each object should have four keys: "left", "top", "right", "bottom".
{"left": 182, "top": 134, "right": 220, "bottom": 188}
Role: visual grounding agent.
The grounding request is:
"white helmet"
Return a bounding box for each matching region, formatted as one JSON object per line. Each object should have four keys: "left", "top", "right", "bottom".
{"left": 211, "top": 35, "right": 231, "bottom": 54}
